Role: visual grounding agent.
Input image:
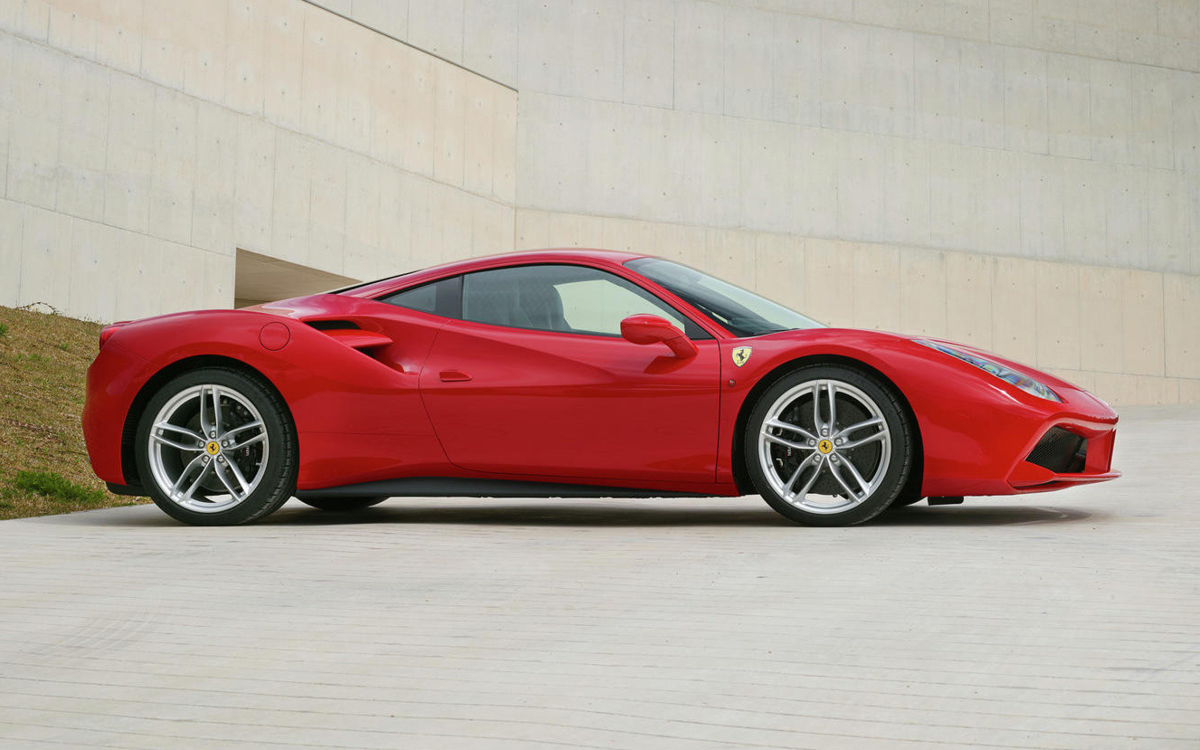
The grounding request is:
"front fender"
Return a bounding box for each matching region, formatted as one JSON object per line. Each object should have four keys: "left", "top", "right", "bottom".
{"left": 714, "top": 329, "right": 916, "bottom": 487}
{"left": 715, "top": 329, "right": 1118, "bottom": 497}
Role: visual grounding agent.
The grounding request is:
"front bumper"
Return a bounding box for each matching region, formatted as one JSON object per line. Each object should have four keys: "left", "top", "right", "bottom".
{"left": 1007, "top": 418, "right": 1119, "bottom": 492}
{"left": 913, "top": 374, "right": 1120, "bottom": 498}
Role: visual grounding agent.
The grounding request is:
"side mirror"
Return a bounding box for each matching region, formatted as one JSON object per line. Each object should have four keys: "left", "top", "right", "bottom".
{"left": 620, "top": 314, "right": 697, "bottom": 359}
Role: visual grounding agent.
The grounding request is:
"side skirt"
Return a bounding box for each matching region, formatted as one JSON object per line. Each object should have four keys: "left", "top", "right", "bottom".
{"left": 295, "top": 477, "right": 712, "bottom": 500}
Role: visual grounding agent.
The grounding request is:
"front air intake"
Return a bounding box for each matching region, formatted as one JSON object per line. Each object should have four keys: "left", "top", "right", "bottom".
{"left": 1026, "top": 427, "right": 1087, "bottom": 474}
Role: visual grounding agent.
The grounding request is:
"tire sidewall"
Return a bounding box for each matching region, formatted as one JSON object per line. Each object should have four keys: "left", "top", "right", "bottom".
{"left": 745, "top": 364, "right": 913, "bottom": 527}
{"left": 135, "top": 368, "right": 296, "bottom": 526}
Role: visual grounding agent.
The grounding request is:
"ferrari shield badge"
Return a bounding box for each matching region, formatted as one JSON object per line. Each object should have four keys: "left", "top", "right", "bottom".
{"left": 731, "top": 346, "right": 752, "bottom": 367}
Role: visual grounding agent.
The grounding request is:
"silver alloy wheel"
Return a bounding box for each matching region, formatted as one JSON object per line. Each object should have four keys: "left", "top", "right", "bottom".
{"left": 756, "top": 379, "right": 892, "bottom": 515}
{"left": 146, "top": 384, "right": 270, "bottom": 513}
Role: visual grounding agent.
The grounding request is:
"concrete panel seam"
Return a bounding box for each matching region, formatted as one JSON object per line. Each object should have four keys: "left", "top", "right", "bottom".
{"left": 663, "top": 0, "right": 1200, "bottom": 75}
{"left": 515, "top": 81, "right": 1198, "bottom": 179}
{"left": 3, "top": 44, "right": 511, "bottom": 259}
{"left": 302, "top": 0, "right": 515, "bottom": 91}
{"left": 513, "top": 115, "right": 1197, "bottom": 278}
{"left": 0, "top": 20, "right": 513, "bottom": 207}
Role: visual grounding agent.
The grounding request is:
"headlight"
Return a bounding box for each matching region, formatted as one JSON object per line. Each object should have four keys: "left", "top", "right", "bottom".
{"left": 917, "top": 340, "right": 1061, "bottom": 402}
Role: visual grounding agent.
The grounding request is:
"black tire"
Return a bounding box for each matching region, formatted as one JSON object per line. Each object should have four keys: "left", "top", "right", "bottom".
{"left": 299, "top": 497, "right": 387, "bottom": 512}
{"left": 135, "top": 367, "right": 297, "bottom": 526}
{"left": 744, "top": 364, "right": 915, "bottom": 527}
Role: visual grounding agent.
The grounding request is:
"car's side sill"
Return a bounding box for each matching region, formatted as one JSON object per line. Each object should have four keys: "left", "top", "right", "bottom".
{"left": 295, "top": 477, "right": 711, "bottom": 500}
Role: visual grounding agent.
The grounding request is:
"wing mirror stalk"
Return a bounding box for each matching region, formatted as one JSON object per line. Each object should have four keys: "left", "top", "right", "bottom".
{"left": 620, "top": 314, "right": 697, "bottom": 359}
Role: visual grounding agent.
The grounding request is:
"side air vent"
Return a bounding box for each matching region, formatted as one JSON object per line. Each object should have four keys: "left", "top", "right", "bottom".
{"left": 303, "top": 319, "right": 392, "bottom": 352}
{"left": 1026, "top": 427, "right": 1087, "bottom": 474}
{"left": 306, "top": 320, "right": 360, "bottom": 331}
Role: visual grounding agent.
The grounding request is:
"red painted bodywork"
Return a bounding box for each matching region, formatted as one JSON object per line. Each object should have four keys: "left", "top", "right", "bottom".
{"left": 84, "top": 249, "right": 1119, "bottom": 499}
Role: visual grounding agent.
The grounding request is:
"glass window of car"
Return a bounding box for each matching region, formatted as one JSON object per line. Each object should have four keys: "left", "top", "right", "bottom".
{"left": 461, "top": 264, "right": 706, "bottom": 338}
{"left": 379, "top": 276, "right": 461, "bottom": 317}
{"left": 626, "top": 257, "right": 824, "bottom": 337}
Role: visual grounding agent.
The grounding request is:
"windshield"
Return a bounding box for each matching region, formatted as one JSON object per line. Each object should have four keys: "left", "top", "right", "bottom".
{"left": 626, "top": 257, "right": 824, "bottom": 338}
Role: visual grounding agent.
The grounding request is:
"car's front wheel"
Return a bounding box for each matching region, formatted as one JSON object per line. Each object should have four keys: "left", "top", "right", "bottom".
{"left": 745, "top": 364, "right": 915, "bottom": 527}
{"left": 135, "top": 367, "right": 297, "bottom": 526}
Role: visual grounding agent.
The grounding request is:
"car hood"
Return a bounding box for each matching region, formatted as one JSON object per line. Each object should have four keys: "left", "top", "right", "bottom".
{"left": 755, "top": 327, "right": 1105, "bottom": 406}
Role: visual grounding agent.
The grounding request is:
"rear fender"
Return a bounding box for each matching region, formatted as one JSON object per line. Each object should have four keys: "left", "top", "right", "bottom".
{"left": 90, "top": 302, "right": 449, "bottom": 489}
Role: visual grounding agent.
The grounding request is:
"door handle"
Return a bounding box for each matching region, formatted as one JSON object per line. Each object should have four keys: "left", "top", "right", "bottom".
{"left": 439, "top": 370, "right": 472, "bottom": 382}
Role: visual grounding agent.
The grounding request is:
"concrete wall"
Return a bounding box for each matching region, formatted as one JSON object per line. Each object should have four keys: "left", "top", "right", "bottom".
{"left": 1, "top": 0, "right": 1197, "bottom": 405}
{"left": 516, "top": 209, "right": 1200, "bottom": 405}
{"left": 321, "top": 0, "right": 1200, "bottom": 88}
{"left": 0, "top": 0, "right": 516, "bottom": 323}
{"left": 320, "top": 0, "right": 1198, "bottom": 406}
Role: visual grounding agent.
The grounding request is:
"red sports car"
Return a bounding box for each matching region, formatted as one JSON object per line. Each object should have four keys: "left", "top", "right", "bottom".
{"left": 83, "top": 249, "right": 1119, "bottom": 526}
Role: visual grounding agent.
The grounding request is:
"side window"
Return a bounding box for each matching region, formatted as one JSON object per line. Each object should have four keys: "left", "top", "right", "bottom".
{"left": 379, "top": 276, "right": 461, "bottom": 317}
{"left": 556, "top": 278, "right": 691, "bottom": 336}
{"left": 462, "top": 264, "right": 704, "bottom": 338}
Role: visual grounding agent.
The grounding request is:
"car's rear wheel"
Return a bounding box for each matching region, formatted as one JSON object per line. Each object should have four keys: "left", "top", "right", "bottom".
{"left": 745, "top": 364, "right": 914, "bottom": 527}
{"left": 135, "top": 367, "right": 297, "bottom": 526}
{"left": 299, "top": 497, "right": 387, "bottom": 512}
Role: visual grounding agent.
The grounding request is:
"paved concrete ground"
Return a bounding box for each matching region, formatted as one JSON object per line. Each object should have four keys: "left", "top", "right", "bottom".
{"left": 0, "top": 407, "right": 1197, "bottom": 749}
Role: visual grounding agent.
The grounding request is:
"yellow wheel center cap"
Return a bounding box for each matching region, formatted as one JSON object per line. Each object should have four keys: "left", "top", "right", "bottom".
{"left": 205, "top": 441, "right": 221, "bottom": 456}
{"left": 817, "top": 439, "right": 834, "bottom": 455}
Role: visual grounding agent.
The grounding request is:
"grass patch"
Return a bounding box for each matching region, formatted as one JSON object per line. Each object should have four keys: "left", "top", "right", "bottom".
{"left": 10, "top": 470, "right": 105, "bottom": 504}
{"left": 0, "top": 304, "right": 143, "bottom": 519}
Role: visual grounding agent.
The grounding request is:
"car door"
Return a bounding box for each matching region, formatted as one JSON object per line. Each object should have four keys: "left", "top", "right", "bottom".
{"left": 418, "top": 263, "right": 721, "bottom": 482}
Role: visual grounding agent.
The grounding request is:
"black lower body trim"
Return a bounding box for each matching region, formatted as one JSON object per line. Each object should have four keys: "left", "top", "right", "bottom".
{"left": 295, "top": 477, "right": 709, "bottom": 500}
{"left": 106, "top": 482, "right": 149, "bottom": 497}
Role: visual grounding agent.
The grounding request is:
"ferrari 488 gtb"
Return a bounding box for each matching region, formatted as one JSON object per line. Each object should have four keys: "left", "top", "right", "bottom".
{"left": 84, "top": 250, "right": 1119, "bottom": 526}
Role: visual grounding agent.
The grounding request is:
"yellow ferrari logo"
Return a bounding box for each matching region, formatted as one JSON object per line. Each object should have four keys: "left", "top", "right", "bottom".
{"left": 205, "top": 441, "right": 221, "bottom": 456}
{"left": 817, "top": 439, "right": 834, "bottom": 454}
{"left": 731, "top": 346, "right": 752, "bottom": 367}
